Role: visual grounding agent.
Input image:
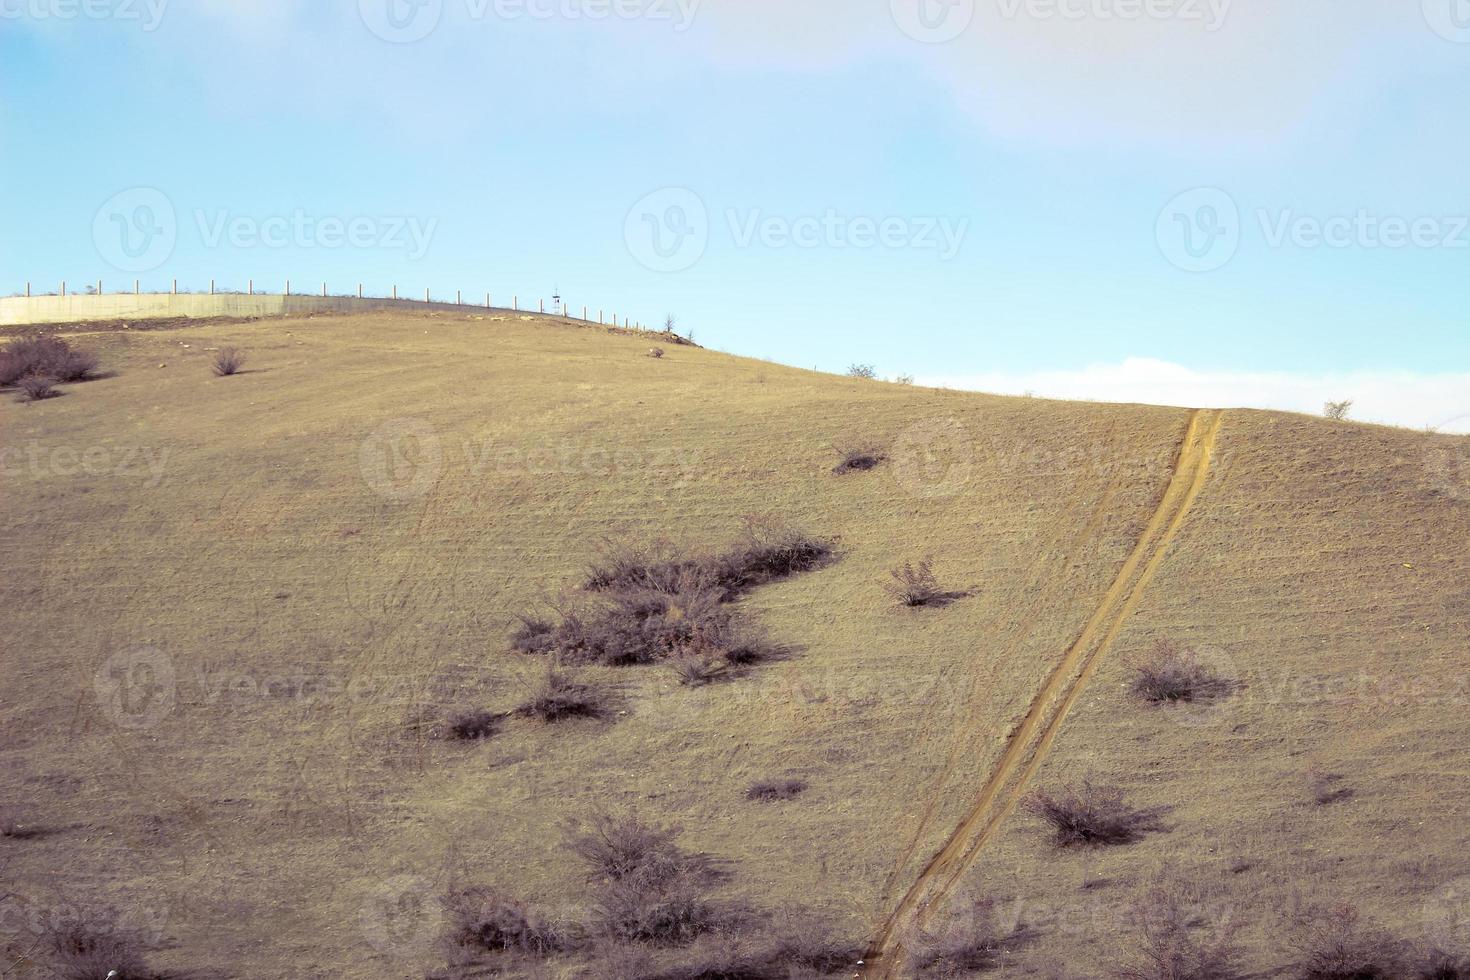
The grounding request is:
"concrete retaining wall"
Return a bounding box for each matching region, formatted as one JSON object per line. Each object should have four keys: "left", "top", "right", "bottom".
{"left": 0, "top": 293, "right": 530, "bottom": 326}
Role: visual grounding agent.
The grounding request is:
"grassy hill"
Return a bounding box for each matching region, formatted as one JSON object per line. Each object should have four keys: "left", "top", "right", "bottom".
{"left": 1, "top": 311, "right": 1467, "bottom": 979}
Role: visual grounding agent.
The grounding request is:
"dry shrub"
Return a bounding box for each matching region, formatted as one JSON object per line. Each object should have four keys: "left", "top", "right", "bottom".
{"left": 746, "top": 779, "right": 807, "bottom": 802}
{"left": 1116, "top": 880, "right": 1243, "bottom": 980}
{"left": 1323, "top": 400, "right": 1353, "bottom": 421}
{"left": 906, "top": 896, "right": 1012, "bottom": 977}
{"left": 0, "top": 334, "right": 99, "bottom": 385}
{"left": 566, "top": 809, "right": 718, "bottom": 946}
{"left": 591, "top": 874, "right": 717, "bottom": 946}
{"left": 518, "top": 667, "right": 608, "bottom": 721}
{"left": 1290, "top": 904, "right": 1407, "bottom": 979}
{"left": 885, "top": 559, "right": 966, "bottom": 608}
{"left": 723, "top": 516, "right": 833, "bottom": 591}
{"left": 439, "top": 888, "right": 566, "bottom": 960}
{"left": 638, "top": 925, "right": 862, "bottom": 979}
{"left": 42, "top": 918, "right": 155, "bottom": 980}
{"left": 586, "top": 522, "right": 833, "bottom": 601}
{"left": 1024, "top": 780, "right": 1164, "bottom": 848}
{"left": 564, "top": 810, "right": 694, "bottom": 884}
{"left": 1128, "top": 639, "right": 1235, "bottom": 705}
{"left": 16, "top": 375, "right": 60, "bottom": 402}
{"left": 446, "top": 709, "right": 502, "bottom": 741}
{"left": 833, "top": 448, "right": 886, "bottom": 475}
{"left": 212, "top": 347, "right": 246, "bottom": 376}
{"left": 671, "top": 651, "right": 725, "bottom": 687}
{"left": 511, "top": 615, "right": 557, "bottom": 655}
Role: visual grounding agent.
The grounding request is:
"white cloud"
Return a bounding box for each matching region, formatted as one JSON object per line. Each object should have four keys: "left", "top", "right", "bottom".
{"left": 920, "top": 357, "right": 1470, "bottom": 432}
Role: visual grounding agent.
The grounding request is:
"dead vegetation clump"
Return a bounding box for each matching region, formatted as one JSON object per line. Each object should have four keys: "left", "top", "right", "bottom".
{"left": 583, "top": 518, "right": 833, "bottom": 600}
{"left": 565, "top": 809, "right": 720, "bottom": 946}
{"left": 746, "top": 778, "right": 807, "bottom": 802}
{"left": 16, "top": 375, "right": 60, "bottom": 402}
{"left": 517, "top": 666, "right": 610, "bottom": 722}
{"left": 1024, "top": 780, "right": 1164, "bottom": 848}
{"left": 0, "top": 334, "right": 99, "bottom": 386}
{"left": 1289, "top": 904, "right": 1408, "bottom": 980}
{"left": 211, "top": 346, "right": 246, "bottom": 376}
{"left": 1128, "top": 639, "right": 1236, "bottom": 706}
{"left": 906, "top": 898, "right": 1008, "bottom": 976}
{"left": 439, "top": 888, "right": 568, "bottom": 959}
{"left": 832, "top": 447, "right": 887, "bottom": 475}
{"left": 1116, "top": 880, "right": 1244, "bottom": 980}
{"left": 446, "top": 709, "right": 502, "bottom": 742}
{"left": 516, "top": 519, "right": 829, "bottom": 673}
{"left": 884, "top": 559, "right": 967, "bottom": 609}
{"left": 41, "top": 917, "right": 157, "bottom": 980}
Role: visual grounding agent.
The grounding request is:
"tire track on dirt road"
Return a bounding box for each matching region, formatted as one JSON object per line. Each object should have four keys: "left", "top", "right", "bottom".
{"left": 861, "top": 409, "right": 1224, "bottom": 978}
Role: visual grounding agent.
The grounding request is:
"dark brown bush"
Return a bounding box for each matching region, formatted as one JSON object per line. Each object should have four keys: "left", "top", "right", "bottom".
{"left": 628, "top": 927, "right": 862, "bottom": 979}
{"left": 511, "top": 614, "right": 558, "bottom": 655}
{"left": 723, "top": 516, "right": 833, "bottom": 591}
{"left": 564, "top": 809, "right": 696, "bottom": 885}
{"left": 43, "top": 919, "right": 155, "bottom": 980}
{"left": 212, "top": 346, "right": 246, "bottom": 376}
{"left": 671, "top": 651, "right": 726, "bottom": 687}
{"left": 884, "top": 559, "right": 967, "bottom": 608}
{"left": 833, "top": 448, "right": 887, "bottom": 475}
{"left": 17, "top": 375, "right": 60, "bottom": 402}
{"left": 0, "top": 334, "right": 99, "bottom": 385}
{"left": 906, "top": 897, "right": 1009, "bottom": 976}
{"left": 446, "top": 709, "right": 502, "bottom": 741}
{"left": 746, "top": 779, "right": 807, "bottom": 802}
{"left": 439, "top": 888, "right": 566, "bottom": 959}
{"left": 517, "top": 667, "right": 608, "bottom": 722}
{"left": 1128, "top": 639, "right": 1235, "bottom": 705}
{"left": 566, "top": 809, "right": 720, "bottom": 947}
{"left": 1290, "top": 904, "right": 1407, "bottom": 980}
{"left": 586, "top": 522, "right": 833, "bottom": 601}
{"left": 591, "top": 871, "right": 717, "bottom": 946}
{"left": 1116, "top": 881, "right": 1243, "bottom": 980}
{"left": 1023, "top": 780, "right": 1164, "bottom": 848}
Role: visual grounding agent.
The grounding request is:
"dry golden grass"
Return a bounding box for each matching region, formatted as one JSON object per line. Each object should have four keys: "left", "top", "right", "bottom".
{"left": 0, "top": 309, "right": 1466, "bottom": 978}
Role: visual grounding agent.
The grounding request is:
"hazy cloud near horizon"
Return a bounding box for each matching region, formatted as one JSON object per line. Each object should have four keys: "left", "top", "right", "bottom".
{"left": 921, "top": 359, "right": 1470, "bottom": 432}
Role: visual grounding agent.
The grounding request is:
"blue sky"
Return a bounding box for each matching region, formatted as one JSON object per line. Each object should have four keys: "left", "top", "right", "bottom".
{"left": 2, "top": 0, "right": 1468, "bottom": 428}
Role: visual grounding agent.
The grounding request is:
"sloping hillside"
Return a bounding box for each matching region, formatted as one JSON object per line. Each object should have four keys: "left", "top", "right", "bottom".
{"left": 1, "top": 311, "right": 1466, "bottom": 979}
